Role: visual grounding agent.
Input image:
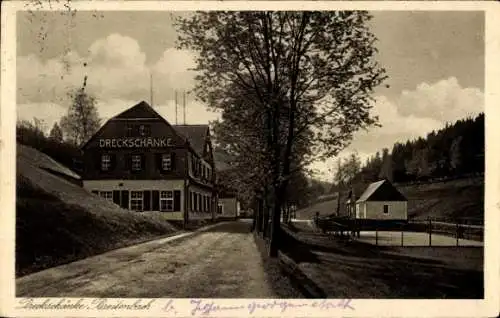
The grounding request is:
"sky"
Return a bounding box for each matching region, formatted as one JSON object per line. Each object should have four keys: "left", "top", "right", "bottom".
{"left": 16, "top": 10, "right": 485, "bottom": 181}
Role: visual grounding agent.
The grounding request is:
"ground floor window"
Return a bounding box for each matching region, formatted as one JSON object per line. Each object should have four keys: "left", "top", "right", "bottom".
{"left": 217, "top": 203, "right": 223, "bottom": 214}
{"left": 160, "top": 191, "right": 174, "bottom": 211}
{"left": 99, "top": 191, "right": 113, "bottom": 202}
{"left": 131, "top": 191, "right": 143, "bottom": 211}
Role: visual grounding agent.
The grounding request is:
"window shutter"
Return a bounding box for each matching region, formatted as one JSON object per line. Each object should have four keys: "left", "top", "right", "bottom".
{"left": 174, "top": 190, "right": 181, "bottom": 211}
{"left": 110, "top": 154, "right": 117, "bottom": 170}
{"left": 113, "top": 191, "right": 120, "bottom": 205}
{"left": 144, "top": 191, "right": 151, "bottom": 211}
{"left": 156, "top": 153, "right": 162, "bottom": 171}
{"left": 171, "top": 152, "right": 176, "bottom": 171}
{"left": 95, "top": 154, "right": 102, "bottom": 171}
{"left": 140, "top": 154, "right": 145, "bottom": 170}
{"left": 152, "top": 191, "right": 160, "bottom": 211}
{"left": 125, "top": 154, "right": 131, "bottom": 170}
{"left": 120, "top": 190, "right": 129, "bottom": 209}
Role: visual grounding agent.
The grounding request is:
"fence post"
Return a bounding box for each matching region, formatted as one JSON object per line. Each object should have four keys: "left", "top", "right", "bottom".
{"left": 401, "top": 225, "right": 404, "bottom": 247}
{"left": 428, "top": 218, "right": 432, "bottom": 247}
{"left": 375, "top": 228, "right": 378, "bottom": 246}
{"left": 456, "top": 221, "right": 459, "bottom": 247}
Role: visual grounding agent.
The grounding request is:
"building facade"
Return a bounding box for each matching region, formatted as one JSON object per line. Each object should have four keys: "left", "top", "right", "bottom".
{"left": 352, "top": 179, "right": 408, "bottom": 220}
{"left": 218, "top": 196, "right": 241, "bottom": 219}
{"left": 81, "top": 101, "right": 217, "bottom": 222}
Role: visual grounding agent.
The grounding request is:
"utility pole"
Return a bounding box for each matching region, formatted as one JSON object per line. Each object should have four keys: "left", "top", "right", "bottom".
{"left": 150, "top": 72, "right": 153, "bottom": 106}
{"left": 183, "top": 91, "right": 186, "bottom": 125}
{"left": 175, "top": 90, "right": 178, "bottom": 125}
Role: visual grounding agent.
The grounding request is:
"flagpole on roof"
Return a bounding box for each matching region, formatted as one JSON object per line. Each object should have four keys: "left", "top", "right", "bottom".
{"left": 183, "top": 91, "right": 186, "bottom": 125}
{"left": 150, "top": 72, "right": 153, "bottom": 107}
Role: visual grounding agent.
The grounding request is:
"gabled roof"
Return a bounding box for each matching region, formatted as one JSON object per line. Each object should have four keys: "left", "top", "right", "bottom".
{"left": 356, "top": 179, "right": 407, "bottom": 203}
{"left": 81, "top": 101, "right": 211, "bottom": 158}
{"left": 112, "top": 100, "right": 160, "bottom": 119}
{"left": 173, "top": 125, "right": 209, "bottom": 157}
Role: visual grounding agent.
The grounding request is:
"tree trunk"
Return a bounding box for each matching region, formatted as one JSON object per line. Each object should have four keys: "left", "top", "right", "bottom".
{"left": 269, "top": 185, "right": 286, "bottom": 257}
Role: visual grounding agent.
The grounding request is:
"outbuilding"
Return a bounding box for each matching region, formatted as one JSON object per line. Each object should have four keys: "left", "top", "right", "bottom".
{"left": 354, "top": 179, "right": 408, "bottom": 220}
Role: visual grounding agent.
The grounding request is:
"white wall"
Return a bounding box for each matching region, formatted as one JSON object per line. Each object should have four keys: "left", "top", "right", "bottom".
{"left": 219, "top": 198, "right": 238, "bottom": 217}
{"left": 83, "top": 179, "right": 186, "bottom": 220}
{"left": 365, "top": 201, "right": 407, "bottom": 220}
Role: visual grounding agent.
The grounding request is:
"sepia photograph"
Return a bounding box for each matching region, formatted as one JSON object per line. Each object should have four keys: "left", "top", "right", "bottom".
{"left": 1, "top": 1, "right": 499, "bottom": 317}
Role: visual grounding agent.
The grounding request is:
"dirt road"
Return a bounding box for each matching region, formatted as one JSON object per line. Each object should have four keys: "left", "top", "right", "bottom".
{"left": 17, "top": 220, "right": 291, "bottom": 298}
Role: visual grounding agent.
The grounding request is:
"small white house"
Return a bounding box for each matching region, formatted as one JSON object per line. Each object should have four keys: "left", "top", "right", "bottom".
{"left": 354, "top": 179, "right": 408, "bottom": 220}
{"left": 218, "top": 196, "right": 241, "bottom": 218}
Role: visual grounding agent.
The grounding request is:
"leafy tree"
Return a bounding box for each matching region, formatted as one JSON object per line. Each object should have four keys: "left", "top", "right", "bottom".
{"left": 49, "top": 122, "right": 64, "bottom": 143}
{"left": 60, "top": 84, "right": 101, "bottom": 147}
{"left": 176, "top": 11, "right": 387, "bottom": 256}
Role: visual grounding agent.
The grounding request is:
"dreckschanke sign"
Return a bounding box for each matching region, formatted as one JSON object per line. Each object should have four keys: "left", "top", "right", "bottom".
{"left": 99, "top": 137, "right": 173, "bottom": 148}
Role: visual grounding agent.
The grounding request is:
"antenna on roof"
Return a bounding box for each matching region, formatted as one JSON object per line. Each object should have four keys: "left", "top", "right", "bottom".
{"left": 175, "top": 90, "right": 178, "bottom": 125}
{"left": 183, "top": 91, "right": 186, "bottom": 125}
{"left": 150, "top": 72, "right": 153, "bottom": 107}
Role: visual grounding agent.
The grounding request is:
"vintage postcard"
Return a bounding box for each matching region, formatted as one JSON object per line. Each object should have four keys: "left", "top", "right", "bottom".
{"left": 1, "top": 1, "right": 499, "bottom": 317}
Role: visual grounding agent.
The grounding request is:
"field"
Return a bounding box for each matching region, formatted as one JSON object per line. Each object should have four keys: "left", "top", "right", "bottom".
{"left": 16, "top": 144, "right": 180, "bottom": 276}
{"left": 281, "top": 223, "right": 483, "bottom": 298}
{"left": 356, "top": 230, "right": 483, "bottom": 247}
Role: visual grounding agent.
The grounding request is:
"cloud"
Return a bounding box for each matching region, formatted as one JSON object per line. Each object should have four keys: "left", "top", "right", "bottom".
{"left": 312, "top": 78, "right": 484, "bottom": 180}
{"left": 17, "top": 33, "right": 198, "bottom": 106}
{"left": 398, "top": 77, "right": 483, "bottom": 122}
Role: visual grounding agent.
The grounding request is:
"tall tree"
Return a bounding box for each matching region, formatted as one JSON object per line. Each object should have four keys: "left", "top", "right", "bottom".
{"left": 49, "top": 122, "right": 64, "bottom": 143}
{"left": 176, "top": 11, "right": 386, "bottom": 256}
{"left": 379, "top": 147, "right": 393, "bottom": 181}
{"left": 60, "top": 82, "right": 101, "bottom": 147}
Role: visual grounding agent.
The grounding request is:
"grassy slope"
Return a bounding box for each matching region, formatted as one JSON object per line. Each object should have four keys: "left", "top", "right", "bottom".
{"left": 295, "top": 177, "right": 484, "bottom": 221}
{"left": 16, "top": 146, "right": 180, "bottom": 276}
{"left": 281, "top": 225, "right": 482, "bottom": 298}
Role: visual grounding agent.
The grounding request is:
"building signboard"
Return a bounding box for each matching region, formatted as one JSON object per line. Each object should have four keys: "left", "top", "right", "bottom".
{"left": 98, "top": 137, "right": 173, "bottom": 148}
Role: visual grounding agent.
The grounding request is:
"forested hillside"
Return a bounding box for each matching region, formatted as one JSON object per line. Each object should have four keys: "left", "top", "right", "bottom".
{"left": 332, "top": 113, "right": 484, "bottom": 190}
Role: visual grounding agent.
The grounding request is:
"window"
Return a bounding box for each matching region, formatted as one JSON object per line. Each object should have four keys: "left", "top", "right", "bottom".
{"left": 383, "top": 205, "right": 389, "bottom": 214}
{"left": 99, "top": 191, "right": 113, "bottom": 202}
{"left": 101, "top": 154, "right": 111, "bottom": 171}
{"left": 162, "top": 154, "right": 172, "bottom": 171}
{"left": 139, "top": 124, "right": 151, "bottom": 136}
{"left": 217, "top": 203, "right": 223, "bottom": 214}
{"left": 131, "top": 191, "right": 143, "bottom": 211}
{"left": 160, "top": 191, "right": 174, "bottom": 212}
{"left": 126, "top": 125, "right": 133, "bottom": 137}
{"left": 131, "top": 155, "right": 142, "bottom": 171}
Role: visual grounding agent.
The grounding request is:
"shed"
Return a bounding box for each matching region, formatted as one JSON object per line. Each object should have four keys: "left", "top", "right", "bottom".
{"left": 354, "top": 179, "right": 408, "bottom": 220}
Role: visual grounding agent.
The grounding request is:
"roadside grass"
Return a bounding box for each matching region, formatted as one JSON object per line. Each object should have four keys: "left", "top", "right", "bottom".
{"left": 279, "top": 226, "right": 483, "bottom": 298}
{"left": 16, "top": 152, "right": 180, "bottom": 276}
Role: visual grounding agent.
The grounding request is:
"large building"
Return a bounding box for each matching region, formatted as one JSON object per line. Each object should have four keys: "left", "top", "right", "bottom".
{"left": 80, "top": 101, "right": 217, "bottom": 223}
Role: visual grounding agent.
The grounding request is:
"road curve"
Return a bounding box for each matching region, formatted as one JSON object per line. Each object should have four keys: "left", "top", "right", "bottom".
{"left": 16, "top": 220, "right": 278, "bottom": 298}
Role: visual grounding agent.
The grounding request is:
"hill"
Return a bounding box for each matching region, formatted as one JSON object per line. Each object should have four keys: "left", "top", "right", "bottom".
{"left": 295, "top": 177, "right": 484, "bottom": 223}
{"left": 16, "top": 144, "right": 180, "bottom": 276}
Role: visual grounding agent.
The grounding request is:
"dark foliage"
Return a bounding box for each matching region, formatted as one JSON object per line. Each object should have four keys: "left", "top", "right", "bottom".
{"left": 16, "top": 120, "right": 83, "bottom": 173}
{"left": 358, "top": 113, "right": 484, "bottom": 185}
